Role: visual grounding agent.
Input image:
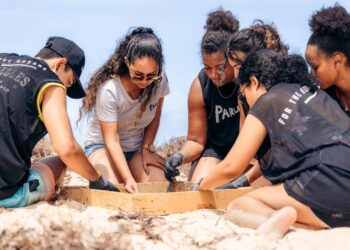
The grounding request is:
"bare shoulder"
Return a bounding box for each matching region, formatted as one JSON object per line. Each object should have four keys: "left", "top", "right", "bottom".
{"left": 188, "top": 77, "right": 205, "bottom": 108}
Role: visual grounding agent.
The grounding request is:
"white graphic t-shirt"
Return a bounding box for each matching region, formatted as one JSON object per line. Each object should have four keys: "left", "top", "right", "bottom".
{"left": 85, "top": 72, "right": 170, "bottom": 152}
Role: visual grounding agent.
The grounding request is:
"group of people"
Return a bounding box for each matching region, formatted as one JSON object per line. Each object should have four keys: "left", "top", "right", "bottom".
{"left": 0, "top": 3, "right": 350, "bottom": 239}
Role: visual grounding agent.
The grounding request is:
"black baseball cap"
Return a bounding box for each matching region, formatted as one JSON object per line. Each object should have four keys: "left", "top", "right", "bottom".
{"left": 44, "top": 36, "right": 86, "bottom": 99}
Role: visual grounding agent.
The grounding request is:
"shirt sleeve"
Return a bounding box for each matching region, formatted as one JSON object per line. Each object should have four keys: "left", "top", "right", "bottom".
{"left": 36, "top": 82, "right": 66, "bottom": 122}
{"left": 96, "top": 81, "right": 119, "bottom": 122}
{"left": 157, "top": 71, "right": 170, "bottom": 98}
{"left": 248, "top": 92, "right": 276, "bottom": 129}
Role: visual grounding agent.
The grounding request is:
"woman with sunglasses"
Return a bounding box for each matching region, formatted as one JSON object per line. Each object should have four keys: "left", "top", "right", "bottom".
{"left": 164, "top": 9, "right": 240, "bottom": 183}
{"left": 79, "top": 27, "right": 169, "bottom": 193}
{"left": 200, "top": 49, "right": 350, "bottom": 239}
{"left": 305, "top": 4, "right": 350, "bottom": 117}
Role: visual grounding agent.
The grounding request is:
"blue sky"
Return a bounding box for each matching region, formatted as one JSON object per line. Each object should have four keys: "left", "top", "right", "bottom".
{"left": 1, "top": 0, "right": 349, "bottom": 146}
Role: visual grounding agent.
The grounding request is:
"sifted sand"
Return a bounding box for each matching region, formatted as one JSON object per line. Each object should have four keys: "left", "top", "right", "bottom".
{"left": 0, "top": 171, "right": 349, "bottom": 250}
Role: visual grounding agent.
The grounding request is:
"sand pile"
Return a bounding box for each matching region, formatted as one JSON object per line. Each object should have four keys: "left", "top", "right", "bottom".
{"left": 0, "top": 139, "right": 348, "bottom": 249}
{"left": 0, "top": 171, "right": 349, "bottom": 249}
{"left": 1, "top": 199, "right": 349, "bottom": 250}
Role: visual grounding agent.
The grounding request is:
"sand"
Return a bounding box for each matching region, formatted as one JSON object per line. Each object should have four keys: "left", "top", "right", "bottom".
{"left": 0, "top": 171, "right": 349, "bottom": 250}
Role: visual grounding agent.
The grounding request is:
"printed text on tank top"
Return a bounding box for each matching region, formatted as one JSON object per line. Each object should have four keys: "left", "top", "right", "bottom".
{"left": 278, "top": 86, "right": 317, "bottom": 126}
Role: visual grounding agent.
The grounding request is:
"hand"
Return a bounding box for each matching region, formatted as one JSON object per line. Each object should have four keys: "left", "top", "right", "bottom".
{"left": 164, "top": 152, "right": 184, "bottom": 182}
{"left": 215, "top": 175, "right": 250, "bottom": 190}
{"left": 89, "top": 176, "right": 120, "bottom": 192}
{"left": 141, "top": 149, "right": 165, "bottom": 175}
{"left": 124, "top": 178, "right": 139, "bottom": 193}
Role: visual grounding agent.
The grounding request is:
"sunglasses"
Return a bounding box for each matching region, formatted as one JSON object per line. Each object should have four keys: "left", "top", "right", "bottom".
{"left": 129, "top": 71, "right": 162, "bottom": 82}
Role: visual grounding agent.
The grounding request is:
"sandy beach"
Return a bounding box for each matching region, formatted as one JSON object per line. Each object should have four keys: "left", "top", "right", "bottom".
{"left": 0, "top": 171, "right": 349, "bottom": 250}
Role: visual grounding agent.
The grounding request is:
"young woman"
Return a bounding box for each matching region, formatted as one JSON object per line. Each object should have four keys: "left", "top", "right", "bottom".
{"left": 305, "top": 4, "right": 350, "bottom": 117}
{"left": 80, "top": 27, "right": 169, "bottom": 193}
{"left": 227, "top": 21, "right": 288, "bottom": 114}
{"left": 215, "top": 21, "right": 289, "bottom": 189}
{"left": 200, "top": 49, "right": 350, "bottom": 239}
{"left": 164, "top": 9, "right": 240, "bottom": 183}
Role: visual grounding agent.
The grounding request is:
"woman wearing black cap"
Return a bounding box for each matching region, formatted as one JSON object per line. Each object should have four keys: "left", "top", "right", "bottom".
{"left": 80, "top": 27, "right": 169, "bottom": 193}
{"left": 164, "top": 9, "right": 241, "bottom": 183}
{"left": 305, "top": 4, "right": 350, "bottom": 117}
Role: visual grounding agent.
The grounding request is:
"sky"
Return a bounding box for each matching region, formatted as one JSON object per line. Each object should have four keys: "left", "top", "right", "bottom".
{"left": 1, "top": 0, "right": 349, "bottom": 146}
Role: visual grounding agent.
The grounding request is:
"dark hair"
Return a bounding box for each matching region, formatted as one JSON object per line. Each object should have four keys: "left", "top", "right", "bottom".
{"left": 238, "top": 49, "right": 317, "bottom": 92}
{"left": 227, "top": 20, "right": 288, "bottom": 62}
{"left": 308, "top": 4, "right": 350, "bottom": 61}
{"left": 79, "top": 27, "right": 164, "bottom": 121}
{"left": 35, "top": 48, "right": 70, "bottom": 72}
{"left": 201, "top": 8, "right": 239, "bottom": 55}
{"left": 35, "top": 47, "right": 62, "bottom": 59}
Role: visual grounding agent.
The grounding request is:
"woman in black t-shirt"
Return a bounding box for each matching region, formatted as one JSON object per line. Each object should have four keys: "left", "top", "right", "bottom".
{"left": 305, "top": 5, "right": 350, "bottom": 117}
{"left": 223, "top": 21, "right": 289, "bottom": 187}
{"left": 200, "top": 49, "right": 350, "bottom": 239}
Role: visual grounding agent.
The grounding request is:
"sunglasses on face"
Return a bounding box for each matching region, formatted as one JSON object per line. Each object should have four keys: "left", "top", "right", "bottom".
{"left": 129, "top": 71, "right": 162, "bottom": 82}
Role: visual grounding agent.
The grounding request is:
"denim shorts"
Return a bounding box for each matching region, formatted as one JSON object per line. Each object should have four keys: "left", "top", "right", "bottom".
{"left": 84, "top": 143, "right": 138, "bottom": 161}
{"left": 0, "top": 169, "right": 46, "bottom": 208}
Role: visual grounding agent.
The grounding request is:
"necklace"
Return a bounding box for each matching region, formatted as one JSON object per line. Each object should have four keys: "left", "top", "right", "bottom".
{"left": 217, "top": 83, "right": 238, "bottom": 99}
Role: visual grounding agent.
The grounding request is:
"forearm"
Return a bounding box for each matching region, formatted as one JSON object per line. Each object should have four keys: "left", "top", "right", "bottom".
{"left": 143, "top": 116, "right": 160, "bottom": 145}
{"left": 105, "top": 141, "right": 134, "bottom": 182}
{"left": 245, "top": 161, "right": 261, "bottom": 183}
{"left": 179, "top": 139, "right": 205, "bottom": 164}
{"left": 56, "top": 143, "right": 99, "bottom": 182}
{"left": 200, "top": 160, "right": 241, "bottom": 190}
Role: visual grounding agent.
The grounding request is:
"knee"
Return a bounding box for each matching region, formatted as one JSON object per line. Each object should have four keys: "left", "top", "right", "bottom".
{"left": 228, "top": 196, "right": 251, "bottom": 210}
{"left": 37, "top": 155, "right": 67, "bottom": 169}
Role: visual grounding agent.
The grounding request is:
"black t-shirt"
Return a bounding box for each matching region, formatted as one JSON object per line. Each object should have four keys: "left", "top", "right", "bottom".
{"left": 249, "top": 83, "right": 350, "bottom": 184}
{"left": 326, "top": 86, "right": 350, "bottom": 117}
{"left": 198, "top": 69, "right": 240, "bottom": 157}
{"left": 0, "top": 53, "right": 62, "bottom": 193}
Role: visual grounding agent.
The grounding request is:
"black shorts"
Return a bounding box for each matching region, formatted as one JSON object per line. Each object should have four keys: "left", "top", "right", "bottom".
{"left": 284, "top": 164, "right": 350, "bottom": 227}
{"left": 188, "top": 145, "right": 227, "bottom": 180}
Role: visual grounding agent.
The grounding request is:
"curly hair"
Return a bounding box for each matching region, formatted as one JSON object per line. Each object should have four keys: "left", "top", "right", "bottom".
{"left": 308, "top": 4, "right": 350, "bottom": 61}
{"left": 227, "top": 20, "right": 288, "bottom": 62}
{"left": 238, "top": 49, "right": 317, "bottom": 92}
{"left": 79, "top": 27, "right": 164, "bottom": 122}
{"left": 201, "top": 8, "right": 239, "bottom": 54}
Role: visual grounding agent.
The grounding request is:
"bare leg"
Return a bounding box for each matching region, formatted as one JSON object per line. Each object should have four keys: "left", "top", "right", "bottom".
{"left": 32, "top": 155, "right": 67, "bottom": 200}
{"left": 88, "top": 148, "right": 122, "bottom": 185}
{"left": 190, "top": 157, "right": 221, "bottom": 183}
{"left": 226, "top": 183, "right": 328, "bottom": 239}
{"left": 257, "top": 206, "right": 297, "bottom": 240}
{"left": 129, "top": 153, "right": 167, "bottom": 182}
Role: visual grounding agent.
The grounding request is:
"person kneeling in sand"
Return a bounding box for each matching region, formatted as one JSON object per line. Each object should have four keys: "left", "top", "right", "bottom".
{"left": 200, "top": 49, "right": 350, "bottom": 239}
{"left": 0, "top": 37, "right": 118, "bottom": 209}
{"left": 79, "top": 27, "right": 169, "bottom": 193}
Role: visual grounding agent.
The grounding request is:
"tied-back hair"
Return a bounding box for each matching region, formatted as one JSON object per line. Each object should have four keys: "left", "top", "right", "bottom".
{"left": 238, "top": 49, "right": 317, "bottom": 92}
{"left": 308, "top": 4, "right": 350, "bottom": 63}
{"left": 79, "top": 27, "right": 164, "bottom": 122}
{"left": 201, "top": 8, "right": 239, "bottom": 55}
{"left": 227, "top": 20, "right": 288, "bottom": 62}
